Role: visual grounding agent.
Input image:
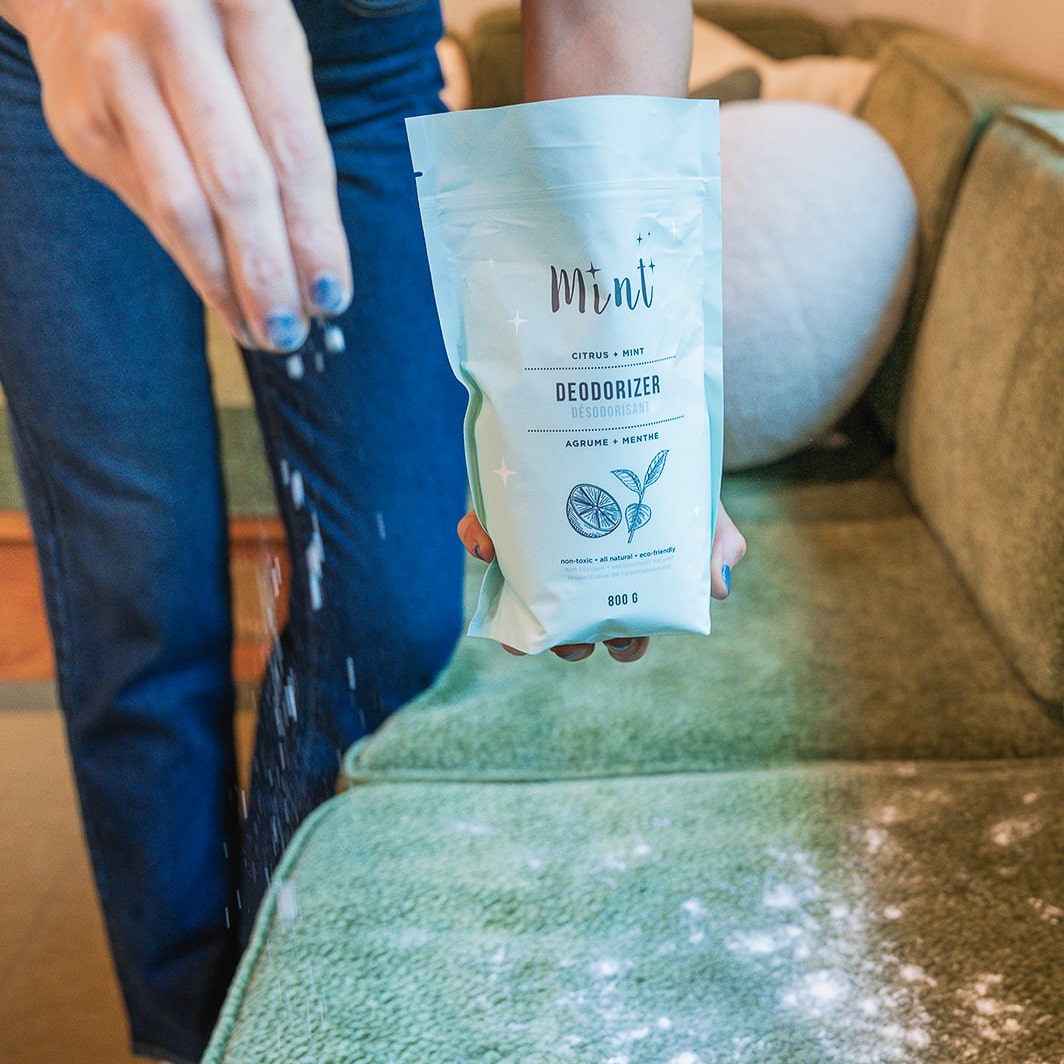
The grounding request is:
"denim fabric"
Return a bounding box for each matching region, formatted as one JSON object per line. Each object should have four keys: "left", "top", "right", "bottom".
{"left": 0, "top": 3, "right": 465, "bottom": 1060}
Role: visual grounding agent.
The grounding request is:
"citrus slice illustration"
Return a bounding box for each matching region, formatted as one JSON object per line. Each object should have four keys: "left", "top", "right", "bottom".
{"left": 566, "top": 483, "right": 622, "bottom": 538}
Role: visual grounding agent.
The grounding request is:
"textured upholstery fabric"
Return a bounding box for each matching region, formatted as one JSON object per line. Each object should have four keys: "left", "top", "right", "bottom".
{"left": 689, "top": 66, "right": 762, "bottom": 105}
{"left": 205, "top": 763, "right": 1064, "bottom": 1063}
{"left": 341, "top": 453, "right": 1064, "bottom": 786}
{"left": 836, "top": 17, "right": 926, "bottom": 61}
{"left": 857, "top": 33, "right": 1064, "bottom": 440}
{"left": 898, "top": 109, "right": 1064, "bottom": 705}
{"left": 692, "top": 3, "right": 831, "bottom": 60}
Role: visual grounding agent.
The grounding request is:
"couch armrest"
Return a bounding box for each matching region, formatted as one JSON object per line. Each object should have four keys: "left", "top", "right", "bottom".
{"left": 897, "top": 108, "right": 1064, "bottom": 705}
{"left": 856, "top": 33, "right": 1064, "bottom": 441}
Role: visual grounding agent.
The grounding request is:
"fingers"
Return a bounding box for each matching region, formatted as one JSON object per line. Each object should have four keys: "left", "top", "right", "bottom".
{"left": 89, "top": 35, "right": 249, "bottom": 339}
{"left": 711, "top": 500, "right": 747, "bottom": 600}
{"left": 222, "top": 0, "right": 352, "bottom": 319}
{"left": 457, "top": 510, "right": 494, "bottom": 563}
{"left": 34, "top": 0, "right": 351, "bottom": 352}
{"left": 459, "top": 510, "right": 651, "bottom": 663}
{"left": 604, "top": 636, "right": 650, "bottom": 663}
{"left": 152, "top": 2, "right": 316, "bottom": 350}
{"left": 549, "top": 637, "right": 648, "bottom": 663}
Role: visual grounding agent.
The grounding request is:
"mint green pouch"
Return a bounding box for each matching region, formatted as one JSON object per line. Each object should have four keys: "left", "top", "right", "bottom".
{"left": 409, "top": 96, "right": 723, "bottom": 653}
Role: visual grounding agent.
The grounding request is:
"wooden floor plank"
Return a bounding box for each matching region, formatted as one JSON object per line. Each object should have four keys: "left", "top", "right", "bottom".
{"left": 0, "top": 510, "right": 289, "bottom": 683}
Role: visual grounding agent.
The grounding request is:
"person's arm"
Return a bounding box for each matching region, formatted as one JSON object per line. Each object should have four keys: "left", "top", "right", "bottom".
{"left": 0, "top": 0, "right": 350, "bottom": 352}
{"left": 521, "top": 0, "right": 692, "bottom": 101}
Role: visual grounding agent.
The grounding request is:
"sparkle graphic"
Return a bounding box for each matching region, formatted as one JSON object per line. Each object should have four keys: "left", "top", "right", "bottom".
{"left": 668, "top": 219, "right": 680, "bottom": 240}
{"left": 494, "top": 458, "right": 517, "bottom": 486}
{"left": 507, "top": 310, "right": 527, "bottom": 334}
{"left": 587, "top": 261, "right": 599, "bottom": 278}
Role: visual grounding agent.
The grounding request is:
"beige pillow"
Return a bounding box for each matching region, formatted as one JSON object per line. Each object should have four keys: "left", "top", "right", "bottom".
{"left": 690, "top": 17, "right": 876, "bottom": 113}
{"left": 762, "top": 55, "right": 877, "bottom": 112}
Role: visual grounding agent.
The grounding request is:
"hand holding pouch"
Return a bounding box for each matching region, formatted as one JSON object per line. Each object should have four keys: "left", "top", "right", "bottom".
{"left": 409, "top": 96, "right": 723, "bottom": 654}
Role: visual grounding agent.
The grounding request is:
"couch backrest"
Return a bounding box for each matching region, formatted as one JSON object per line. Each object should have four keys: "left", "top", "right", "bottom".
{"left": 691, "top": 3, "right": 831, "bottom": 60}
{"left": 856, "top": 32, "right": 1064, "bottom": 441}
{"left": 896, "top": 108, "right": 1064, "bottom": 705}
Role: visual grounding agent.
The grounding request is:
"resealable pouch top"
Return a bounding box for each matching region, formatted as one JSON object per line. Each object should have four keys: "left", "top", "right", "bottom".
{"left": 408, "top": 95, "right": 723, "bottom": 654}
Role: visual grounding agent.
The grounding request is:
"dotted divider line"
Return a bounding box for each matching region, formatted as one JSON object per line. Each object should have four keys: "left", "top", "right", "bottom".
{"left": 524, "top": 357, "right": 674, "bottom": 371}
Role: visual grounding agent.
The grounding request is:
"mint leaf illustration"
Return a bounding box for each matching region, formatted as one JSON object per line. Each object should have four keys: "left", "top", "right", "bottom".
{"left": 644, "top": 449, "right": 669, "bottom": 489}
{"left": 625, "top": 502, "right": 652, "bottom": 542}
{"left": 610, "top": 449, "right": 669, "bottom": 542}
{"left": 612, "top": 468, "right": 642, "bottom": 496}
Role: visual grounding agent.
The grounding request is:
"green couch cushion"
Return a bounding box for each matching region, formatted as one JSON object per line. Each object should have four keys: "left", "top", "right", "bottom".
{"left": 205, "top": 758, "right": 1064, "bottom": 1062}
{"left": 856, "top": 33, "right": 1064, "bottom": 439}
{"left": 835, "top": 17, "right": 927, "bottom": 61}
{"left": 342, "top": 431, "right": 1063, "bottom": 787}
{"left": 692, "top": 3, "right": 831, "bottom": 60}
{"left": 464, "top": 7, "right": 524, "bottom": 111}
{"left": 689, "top": 65, "right": 762, "bottom": 104}
{"left": 897, "top": 108, "right": 1064, "bottom": 705}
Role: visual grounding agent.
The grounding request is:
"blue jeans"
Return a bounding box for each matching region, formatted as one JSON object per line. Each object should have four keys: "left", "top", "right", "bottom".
{"left": 0, "top": 3, "right": 466, "bottom": 1060}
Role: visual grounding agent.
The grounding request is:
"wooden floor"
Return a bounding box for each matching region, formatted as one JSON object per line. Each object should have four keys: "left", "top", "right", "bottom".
{"left": 0, "top": 700, "right": 258, "bottom": 1064}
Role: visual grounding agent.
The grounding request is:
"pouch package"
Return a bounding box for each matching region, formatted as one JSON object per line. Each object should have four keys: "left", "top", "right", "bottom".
{"left": 409, "top": 96, "right": 723, "bottom": 653}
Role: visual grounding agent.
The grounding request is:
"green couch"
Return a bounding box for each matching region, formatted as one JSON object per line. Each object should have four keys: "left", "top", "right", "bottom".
{"left": 196, "top": 8, "right": 1062, "bottom": 1061}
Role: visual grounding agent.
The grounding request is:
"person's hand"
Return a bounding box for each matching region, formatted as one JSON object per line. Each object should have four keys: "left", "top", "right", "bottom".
{"left": 11, "top": 0, "right": 350, "bottom": 352}
{"left": 457, "top": 502, "right": 746, "bottom": 664}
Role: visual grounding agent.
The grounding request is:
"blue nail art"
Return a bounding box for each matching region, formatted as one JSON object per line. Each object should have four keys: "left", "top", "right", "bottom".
{"left": 562, "top": 649, "right": 585, "bottom": 661}
{"left": 311, "top": 274, "right": 348, "bottom": 315}
{"left": 722, "top": 563, "right": 731, "bottom": 594}
{"left": 609, "top": 640, "right": 634, "bottom": 652}
{"left": 266, "top": 311, "right": 307, "bottom": 353}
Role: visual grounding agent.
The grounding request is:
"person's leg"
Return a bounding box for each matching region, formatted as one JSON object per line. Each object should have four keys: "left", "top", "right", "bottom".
{"left": 0, "top": 20, "right": 240, "bottom": 1063}
{"left": 239, "top": 0, "right": 468, "bottom": 926}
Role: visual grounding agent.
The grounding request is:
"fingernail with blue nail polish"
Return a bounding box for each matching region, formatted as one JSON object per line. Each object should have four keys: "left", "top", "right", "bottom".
{"left": 563, "top": 650, "right": 585, "bottom": 661}
{"left": 266, "top": 311, "right": 307, "bottom": 353}
{"left": 722, "top": 563, "right": 731, "bottom": 594}
{"left": 610, "top": 640, "right": 634, "bottom": 652}
{"left": 311, "top": 274, "right": 348, "bottom": 316}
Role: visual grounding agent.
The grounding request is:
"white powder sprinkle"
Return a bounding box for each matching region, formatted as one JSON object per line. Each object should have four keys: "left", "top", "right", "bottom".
{"left": 680, "top": 898, "right": 707, "bottom": 920}
{"left": 762, "top": 884, "right": 800, "bottom": 910}
{"left": 277, "top": 881, "right": 299, "bottom": 922}
{"left": 990, "top": 817, "right": 1041, "bottom": 846}
{"left": 323, "top": 323, "right": 346, "bottom": 354}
